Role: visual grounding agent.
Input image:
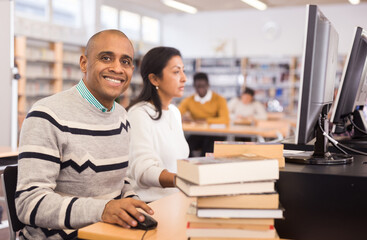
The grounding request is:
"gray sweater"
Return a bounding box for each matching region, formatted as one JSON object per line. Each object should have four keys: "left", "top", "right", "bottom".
{"left": 15, "top": 86, "right": 134, "bottom": 239}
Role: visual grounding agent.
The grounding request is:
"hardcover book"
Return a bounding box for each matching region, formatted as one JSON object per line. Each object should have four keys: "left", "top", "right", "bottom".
{"left": 197, "top": 193, "right": 279, "bottom": 209}
{"left": 177, "top": 156, "right": 279, "bottom": 185}
{"left": 213, "top": 141, "right": 285, "bottom": 168}
{"left": 176, "top": 177, "right": 275, "bottom": 197}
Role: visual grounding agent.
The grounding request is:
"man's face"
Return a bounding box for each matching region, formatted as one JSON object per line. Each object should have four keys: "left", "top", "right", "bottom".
{"left": 80, "top": 32, "right": 135, "bottom": 109}
{"left": 194, "top": 79, "right": 209, "bottom": 98}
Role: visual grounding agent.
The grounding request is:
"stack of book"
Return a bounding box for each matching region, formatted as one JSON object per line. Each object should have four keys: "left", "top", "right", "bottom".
{"left": 176, "top": 146, "right": 283, "bottom": 239}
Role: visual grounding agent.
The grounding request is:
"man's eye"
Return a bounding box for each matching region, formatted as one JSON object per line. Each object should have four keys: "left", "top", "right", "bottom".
{"left": 101, "top": 56, "right": 111, "bottom": 61}
{"left": 121, "top": 59, "right": 131, "bottom": 65}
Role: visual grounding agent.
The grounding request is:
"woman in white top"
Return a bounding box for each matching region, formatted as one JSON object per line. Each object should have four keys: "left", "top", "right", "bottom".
{"left": 127, "top": 47, "right": 189, "bottom": 202}
{"left": 228, "top": 87, "right": 268, "bottom": 122}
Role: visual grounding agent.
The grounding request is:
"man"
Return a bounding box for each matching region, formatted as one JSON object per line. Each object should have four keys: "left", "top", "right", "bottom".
{"left": 178, "top": 72, "right": 229, "bottom": 156}
{"left": 15, "top": 30, "right": 153, "bottom": 239}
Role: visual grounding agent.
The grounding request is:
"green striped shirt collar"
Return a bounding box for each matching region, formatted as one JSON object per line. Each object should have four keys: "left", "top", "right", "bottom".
{"left": 76, "top": 79, "right": 115, "bottom": 112}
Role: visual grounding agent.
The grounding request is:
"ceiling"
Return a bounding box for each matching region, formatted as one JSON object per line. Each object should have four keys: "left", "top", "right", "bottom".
{"left": 118, "top": 0, "right": 364, "bottom": 14}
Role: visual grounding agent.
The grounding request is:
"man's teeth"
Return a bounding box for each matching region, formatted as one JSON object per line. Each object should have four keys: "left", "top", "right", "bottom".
{"left": 105, "top": 77, "right": 121, "bottom": 83}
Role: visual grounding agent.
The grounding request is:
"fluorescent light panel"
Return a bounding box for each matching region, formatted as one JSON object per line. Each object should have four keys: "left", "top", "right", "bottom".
{"left": 161, "top": 0, "right": 197, "bottom": 14}
{"left": 349, "top": 0, "right": 360, "bottom": 4}
{"left": 241, "top": 0, "right": 267, "bottom": 11}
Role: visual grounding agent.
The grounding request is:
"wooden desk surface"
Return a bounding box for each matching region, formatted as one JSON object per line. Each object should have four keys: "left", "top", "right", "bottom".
{"left": 78, "top": 192, "right": 194, "bottom": 240}
{"left": 0, "top": 146, "right": 18, "bottom": 158}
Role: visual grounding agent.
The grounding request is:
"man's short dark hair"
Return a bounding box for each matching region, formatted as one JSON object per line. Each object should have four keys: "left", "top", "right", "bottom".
{"left": 243, "top": 87, "right": 255, "bottom": 97}
{"left": 193, "top": 72, "right": 209, "bottom": 84}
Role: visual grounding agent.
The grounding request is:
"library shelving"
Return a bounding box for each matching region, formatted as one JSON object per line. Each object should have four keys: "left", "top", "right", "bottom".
{"left": 14, "top": 36, "right": 84, "bottom": 132}
{"left": 179, "top": 55, "right": 346, "bottom": 115}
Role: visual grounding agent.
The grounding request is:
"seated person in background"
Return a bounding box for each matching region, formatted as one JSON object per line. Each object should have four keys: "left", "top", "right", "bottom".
{"left": 178, "top": 72, "right": 229, "bottom": 156}
{"left": 127, "top": 47, "right": 189, "bottom": 202}
{"left": 228, "top": 87, "right": 267, "bottom": 124}
{"left": 15, "top": 30, "right": 153, "bottom": 239}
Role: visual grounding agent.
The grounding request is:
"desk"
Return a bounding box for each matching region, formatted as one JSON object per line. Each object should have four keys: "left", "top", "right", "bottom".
{"left": 78, "top": 192, "right": 193, "bottom": 240}
{"left": 182, "top": 123, "right": 285, "bottom": 142}
{"left": 0, "top": 147, "right": 18, "bottom": 170}
{"left": 275, "top": 154, "right": 367, "bottom": 240}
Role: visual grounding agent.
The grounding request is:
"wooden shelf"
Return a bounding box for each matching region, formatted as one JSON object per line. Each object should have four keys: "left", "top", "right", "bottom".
{"left": 14, "top": 36, "right": 84, "bottom": 134}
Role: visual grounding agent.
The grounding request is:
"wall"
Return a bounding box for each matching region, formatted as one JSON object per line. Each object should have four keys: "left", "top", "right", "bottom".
{"left": 0, "top": 0, "right": 15, "bottom": 148}
{"left": 162, "top": 3, "right": 367, "bottom": 58}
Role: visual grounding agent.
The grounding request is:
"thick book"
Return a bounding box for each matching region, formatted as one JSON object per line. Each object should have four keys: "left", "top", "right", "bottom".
{"left": 213, "top": 141, "right": 285, "bottom": 168}
{"left": 187, "top": 221, "right": 273, "bottom": 231}
{"left": 196, "top": 207, "right": 284, "bottom": 219}
{"left": 186, "top": 202, "right": 275, "bottom": 226}
{"left": 176, "top": 156, "right": 279, "bottom": 185}
{"left": 187, "top": 222, "right": 277, "bottom": 239}
{"left": 176, "top": 177, "right": 275, "bottom": 197}
{"left": 197, "top": 193, "right": 279, "bottom": 209}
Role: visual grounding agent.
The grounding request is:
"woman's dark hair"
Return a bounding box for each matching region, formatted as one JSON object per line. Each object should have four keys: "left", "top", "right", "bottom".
{"left": 243, "top": 87, "right": 255, "bottom": 97}
{"left": 128, "top": 46, "right": 182, "bottom": 120}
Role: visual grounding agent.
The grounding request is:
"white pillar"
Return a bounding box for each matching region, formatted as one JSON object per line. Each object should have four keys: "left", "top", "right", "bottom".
{"left": 0, "top": 0, "right": 17, "bottom": 150}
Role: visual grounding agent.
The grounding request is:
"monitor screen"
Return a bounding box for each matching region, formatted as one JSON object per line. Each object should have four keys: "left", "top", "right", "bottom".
{"left": 295, "top": 4, "right": 338, "bottom": 145}
{"left": 331, "top": 27, "right": 367, "bottom": 135}
{"left": 285, "top": 5, "right": 352, "bottom": 165}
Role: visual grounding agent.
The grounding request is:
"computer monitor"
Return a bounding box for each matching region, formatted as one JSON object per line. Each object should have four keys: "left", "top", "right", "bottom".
{"left": 331, "top": 27, "right": 367, "bottom": 139}
{"left": 285, "top": 5, "right": 353, "bottom": 165}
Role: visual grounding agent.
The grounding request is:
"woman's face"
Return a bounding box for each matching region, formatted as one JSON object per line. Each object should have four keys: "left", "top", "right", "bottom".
{"left": 157, "top": 55, "right": 187, "bottom": 101}
{"left": 241, "top": 93, "right": 253, "bottom": 104}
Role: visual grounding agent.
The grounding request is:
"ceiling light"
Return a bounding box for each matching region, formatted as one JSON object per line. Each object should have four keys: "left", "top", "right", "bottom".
{"left": 241, "top": 0, "right": 267, "bottom": 11}
{"left": 349, "top": 0, "right": 360, "bottom": 4}
{"left": 161, "top": 0, "right": 198, "bottom": 14}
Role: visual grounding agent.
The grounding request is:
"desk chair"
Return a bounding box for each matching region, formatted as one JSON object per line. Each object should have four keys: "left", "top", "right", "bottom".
{"left": 1, "top": 165, "right": 25, "bottom": 240}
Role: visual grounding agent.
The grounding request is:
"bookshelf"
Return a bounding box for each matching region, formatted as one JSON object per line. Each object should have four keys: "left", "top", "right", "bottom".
{"left": 14, "top": 36, "right": 84, "bottom": 132}
{"left": 62, "top": 43, "right": 84, "bottom": 91}
{"left": 176, "top": 55, "right": 347, "bottom": 115}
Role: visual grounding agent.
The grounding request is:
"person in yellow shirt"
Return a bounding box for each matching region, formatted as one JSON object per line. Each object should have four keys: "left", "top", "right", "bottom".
{"left": 178, "top": 72, "right": 229, "bottom": 156}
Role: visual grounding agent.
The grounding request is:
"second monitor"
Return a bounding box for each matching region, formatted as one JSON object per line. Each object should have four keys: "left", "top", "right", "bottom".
{"left": 284, "top": 4, "right": 353, "bottom": 165}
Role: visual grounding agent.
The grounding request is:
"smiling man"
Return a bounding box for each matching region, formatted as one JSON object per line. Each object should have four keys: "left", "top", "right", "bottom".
{"left": 15, "top": 30, "right": 153, "bottom": 240}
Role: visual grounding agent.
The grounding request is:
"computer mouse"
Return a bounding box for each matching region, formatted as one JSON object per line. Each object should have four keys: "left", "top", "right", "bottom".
{"left": 127, "top": 212, "right": 158, "bottom": 230}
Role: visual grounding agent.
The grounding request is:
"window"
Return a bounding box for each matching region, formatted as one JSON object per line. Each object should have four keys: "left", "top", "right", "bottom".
{"left": 142, "top": 16, "right": 160, "bottom": 44}
{"left": 100, "top": 5, "right": 118, "bottom": 30}
{"left": 15, "top": 0, "right": 49, "bottom": 21}
{"left": 119, "top": 10, "right": 140, "bottom": 40}
{"left": 52, "top": 0, "right": 81, "bottom": 27}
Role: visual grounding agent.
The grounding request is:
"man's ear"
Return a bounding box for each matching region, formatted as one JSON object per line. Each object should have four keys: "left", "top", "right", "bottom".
{"left": 148, "top": 73, "right": 158, "bottom": 87}
{"left": 80, "top": 54, "right": 87, "bottom": 73}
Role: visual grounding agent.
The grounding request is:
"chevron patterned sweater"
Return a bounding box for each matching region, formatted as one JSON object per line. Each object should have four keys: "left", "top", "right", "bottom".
{"left": 15, "top": 86, "right": 134, "bottom": 239}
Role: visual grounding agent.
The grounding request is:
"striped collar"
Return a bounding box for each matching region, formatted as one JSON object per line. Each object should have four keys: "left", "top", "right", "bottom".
{"left": 76, "top": 79, "right": 115, "bottom": 112}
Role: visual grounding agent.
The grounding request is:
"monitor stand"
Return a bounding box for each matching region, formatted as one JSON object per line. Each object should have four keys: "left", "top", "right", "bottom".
{"left": 285, "top": 113, "right": 353, "bottom": 165}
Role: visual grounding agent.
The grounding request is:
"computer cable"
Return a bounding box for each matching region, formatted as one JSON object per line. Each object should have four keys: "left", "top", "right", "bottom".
{"left": 318, "top": 116, "right": 349, "bottom": 155}
{"left": 348, "top": 115, "right": 367, "bottom": 135}
{"left": 140, "top": 230, "right": 148, "bottom": 240}
{"left": 318, "top": 116, "right": 367, "bottom": 156}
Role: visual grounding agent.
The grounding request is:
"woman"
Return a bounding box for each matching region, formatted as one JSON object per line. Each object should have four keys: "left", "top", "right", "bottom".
{"left": 228, "top": 87, "right": 267, "bottom": 123}
{"left": 127, "top": 47, "right": 189, "bottom": 202}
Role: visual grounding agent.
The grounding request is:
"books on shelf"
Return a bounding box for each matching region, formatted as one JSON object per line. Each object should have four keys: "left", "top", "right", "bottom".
{"left": 196, "top": 193, "right": 279, "bottom": 209}
{"left": 196, "top": 207, "right": 284, "bottom": 219}
{"left": 213, "top": 141, "right": 285, "bottom": 168}
{"left": 176, "top": 156, "right": 279, "bottom": 185}
{"left": 176, "top": 177, "right": 275, "bottom": 197}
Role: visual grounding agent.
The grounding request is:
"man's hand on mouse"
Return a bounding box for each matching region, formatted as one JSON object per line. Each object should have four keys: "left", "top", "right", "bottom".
{"left": 101, "top": 198, "right": 154, "bottom": 228}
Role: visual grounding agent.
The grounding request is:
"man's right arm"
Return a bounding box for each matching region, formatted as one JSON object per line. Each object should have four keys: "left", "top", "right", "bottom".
{"left": 15, "top": 108, "right": 152, "bottom": 230}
